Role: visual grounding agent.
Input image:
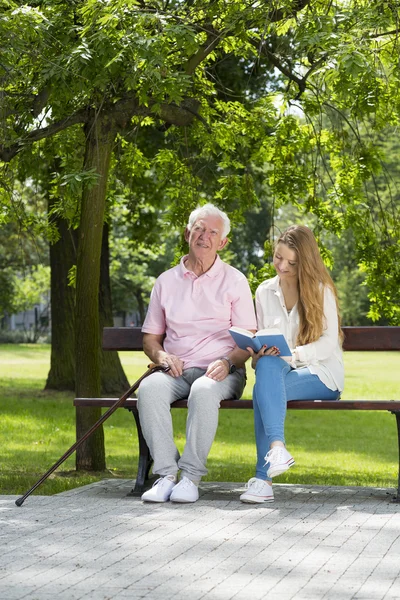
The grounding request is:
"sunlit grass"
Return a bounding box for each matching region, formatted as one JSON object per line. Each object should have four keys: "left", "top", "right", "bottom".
{"left": 0, "top": 344, "right": 399, "bottom": 496}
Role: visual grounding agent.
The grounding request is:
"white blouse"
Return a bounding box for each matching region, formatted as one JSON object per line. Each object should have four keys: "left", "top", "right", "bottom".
{"left": 255, "top": 275, "right": 344, "bottom": 392}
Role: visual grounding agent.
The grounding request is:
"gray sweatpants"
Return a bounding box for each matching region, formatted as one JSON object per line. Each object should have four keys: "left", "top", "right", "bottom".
{"left": 137, "top": 367, "right": 246, "bottom": 483}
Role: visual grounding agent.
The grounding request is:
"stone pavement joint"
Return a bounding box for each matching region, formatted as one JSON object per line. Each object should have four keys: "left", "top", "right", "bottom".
{"left": 1, "top": 480, "right": 400, "bottom": 600}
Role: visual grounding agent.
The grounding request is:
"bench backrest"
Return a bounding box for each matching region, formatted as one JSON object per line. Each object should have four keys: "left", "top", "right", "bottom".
{"left": 102, "top": 326, "right": 400, "bottom": 352}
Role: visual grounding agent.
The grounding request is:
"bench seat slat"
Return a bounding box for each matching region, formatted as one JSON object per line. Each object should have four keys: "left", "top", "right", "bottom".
{"left": 74, "top": 398, "right": 400, "bottom": 411}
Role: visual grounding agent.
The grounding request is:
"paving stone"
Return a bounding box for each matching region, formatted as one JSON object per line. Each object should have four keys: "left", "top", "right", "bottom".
{"left": 1, "top": 481, "right": 400, "bottom": 599}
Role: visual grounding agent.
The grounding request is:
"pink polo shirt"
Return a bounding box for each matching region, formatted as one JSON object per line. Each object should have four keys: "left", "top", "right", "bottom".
{"left": 142, "top": 255, "right": 257, "bottom": 369}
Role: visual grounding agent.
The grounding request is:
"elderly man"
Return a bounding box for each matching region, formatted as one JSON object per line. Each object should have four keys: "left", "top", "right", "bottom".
{"left": 137, "top": 203, "right": 256, "bottom": 503}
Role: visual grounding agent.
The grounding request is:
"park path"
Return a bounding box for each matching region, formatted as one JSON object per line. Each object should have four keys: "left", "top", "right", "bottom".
{"left": 1, "top": 480, "right": 400, "bottom": 600}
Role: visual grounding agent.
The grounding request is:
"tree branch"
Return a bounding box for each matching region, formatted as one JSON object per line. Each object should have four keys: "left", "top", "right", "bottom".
{"left": 185, "top": 26, "right": 222, "bottom": 75}
{"left": 251, "top": 37, "right": 328, "bottom": 100}
{"left": 268, "top": 0, "right": 310, "bottom": 23}
{"left": 32, "top": 86, "right": 51, "bottom": 118}
{"left": 0, "top": 94, "right": 202, "bottom": 163}
{"left": 170, "top": 98, "right": 210, "bottom": 130}
{"left": 295, "top": 54, "right": 329, "bottom": 98}
{"left": 0, "top": 108, "right": 89, "bottom": 163}
{"left": 0, "top": 87, "right": 51, "bottom": 119}
{"left": 368, "top": 29, "right": 399, "bottom": 38}
{"left": 183, "top": 0, "right": 311, "bottom": 75}
{"left": 109, "top": 94, "right": 201, "bottom": 128}
{"left": 160, "top": 97, "right": 202, "bottom": 126}
{"left": 251, "top": 39, "right": 305, "bottom": 90}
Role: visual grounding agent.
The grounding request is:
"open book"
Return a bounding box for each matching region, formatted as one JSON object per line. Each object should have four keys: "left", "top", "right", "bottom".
{"left": 229, "top": 326, "right": 292, "bottom": 356}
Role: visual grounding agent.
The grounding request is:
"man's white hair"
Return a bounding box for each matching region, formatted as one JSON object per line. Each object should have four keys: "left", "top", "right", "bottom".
{"left": 187, "top": 203, "right": 231, "bottom": 238}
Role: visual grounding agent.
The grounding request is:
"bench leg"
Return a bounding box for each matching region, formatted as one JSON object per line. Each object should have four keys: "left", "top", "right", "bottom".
{"left": 125, "top": 406, "right": 153, "bottom": 497}
{"left": 391, "top": 411, "right": 400, "bottom": 503}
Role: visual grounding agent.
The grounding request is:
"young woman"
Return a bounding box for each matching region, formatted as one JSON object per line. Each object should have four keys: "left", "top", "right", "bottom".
{"left": 240, "top": 225, "right": 344, "bottom": 504}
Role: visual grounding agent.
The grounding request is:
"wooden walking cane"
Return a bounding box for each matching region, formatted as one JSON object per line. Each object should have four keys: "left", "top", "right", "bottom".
{"left": 15, "top": 363, "right": 169, "bottom": 507}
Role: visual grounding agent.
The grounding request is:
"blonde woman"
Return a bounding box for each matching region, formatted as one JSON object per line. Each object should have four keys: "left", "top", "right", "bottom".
{"left": 240, "top": 225, "right": 344, "bottom": 504}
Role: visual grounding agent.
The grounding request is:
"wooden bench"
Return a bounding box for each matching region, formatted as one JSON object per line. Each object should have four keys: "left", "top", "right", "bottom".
{"left": 74, "top": 326, "right": 400, "bottom": 501}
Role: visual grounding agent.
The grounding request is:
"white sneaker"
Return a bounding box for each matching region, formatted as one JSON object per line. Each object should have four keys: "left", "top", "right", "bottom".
{"left": 240, "top": 478, "right": 274, "bottom": 504}
{"left": 170, "top": 476, "right": 199, "bottom": 503}
{"left": 264, "top": 446, "right": 295, "bottom": 478}
{"left": 141, "top": 476, "right": 176, "bottom": 502}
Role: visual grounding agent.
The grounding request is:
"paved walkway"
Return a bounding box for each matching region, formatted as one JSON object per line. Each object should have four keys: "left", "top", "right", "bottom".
{"left": 1, "top": 480, "right": 400, "bottom": 600}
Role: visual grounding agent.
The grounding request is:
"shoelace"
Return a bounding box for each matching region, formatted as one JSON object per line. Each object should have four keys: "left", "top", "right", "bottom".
{"left": 179, "top": 477, "right": 194, "bottom": 489}
{"left": 153, "top": 476, "right": 175, "bottom": 488}
{"left": 264, "top": 446, "right": 285, "bottom": 467}
{"left": 246, "top": 478, "right": 266, "bottom": 492}
{"left": 152, "top": 478, "right": 164, "bottom": 488}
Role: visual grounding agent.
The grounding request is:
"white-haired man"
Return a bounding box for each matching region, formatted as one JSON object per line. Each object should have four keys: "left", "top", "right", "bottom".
{"left": 138, "top": 203, "right": 256, "bottom": 503}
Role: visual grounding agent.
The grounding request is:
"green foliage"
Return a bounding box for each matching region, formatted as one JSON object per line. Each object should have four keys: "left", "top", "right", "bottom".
{"left": 110, "top": 236, "right": 160, "bottom": 319}
{"left": 0, "top": 329, "right": 30, "bottom": 344}
{"left": 335, "top": 267, "right": 369, "bottom": 326}
{"left": 0, "top": 175, "right": 58, "bottom": 244}
{"left": 252, "top": 1, "right": 400, "bottom": 321}
{"left": 0, "top": 217, "right": 49, "bottom": 321}
{"left": 12, "top": 264, "right": 50, "bottom": 314}
{"left": 1, "top": 0, "right": 400, "bottom": 324}
{"left": 0, "top": 269, "right": 15, "bottom": 319}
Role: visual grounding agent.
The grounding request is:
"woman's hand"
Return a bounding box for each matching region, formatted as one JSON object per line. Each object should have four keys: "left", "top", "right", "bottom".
{"left": 246, "top": 345, "right": 280, "bottom": 369}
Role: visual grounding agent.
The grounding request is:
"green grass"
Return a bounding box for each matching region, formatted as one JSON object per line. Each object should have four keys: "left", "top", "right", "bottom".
{"left": 0, "top": 344, "right": 399, "bottom": 496}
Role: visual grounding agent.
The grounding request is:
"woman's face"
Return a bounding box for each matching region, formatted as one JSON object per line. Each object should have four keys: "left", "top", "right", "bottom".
{"left": 273, "top": 242, "right": 298, "bottom": 281}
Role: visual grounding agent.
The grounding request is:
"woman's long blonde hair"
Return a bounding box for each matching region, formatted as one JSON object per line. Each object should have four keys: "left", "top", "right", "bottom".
{"left": 276, "top": 225, "right": 342, "bottom": 346}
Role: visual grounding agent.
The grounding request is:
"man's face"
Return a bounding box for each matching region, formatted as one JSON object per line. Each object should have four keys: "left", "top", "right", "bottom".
{"left": 185, "top": 215, "right": 228, "bottom": 261}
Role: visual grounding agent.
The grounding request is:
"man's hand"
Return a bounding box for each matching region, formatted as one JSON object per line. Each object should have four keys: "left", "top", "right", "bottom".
{"left": 206, "top": 358, "right": 229, "bottom": 381}
{"left": 156, "top": 351, "right": 184, "bottom": 378}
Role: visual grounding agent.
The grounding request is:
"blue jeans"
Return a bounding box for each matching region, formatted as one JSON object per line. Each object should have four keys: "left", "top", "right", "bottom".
{"left": 253, "top": 356, "right": 339, "bottom": 480}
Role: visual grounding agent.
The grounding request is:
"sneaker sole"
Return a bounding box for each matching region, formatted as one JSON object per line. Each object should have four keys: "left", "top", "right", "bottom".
{"left": 170, "top": 497, "right": 198, "bottom": 503}
{"left": 141, "top": 496, "right": 171, "bottom": 503}
{"left": 240, "top": 495, "right": 274, "bottom": 504}
{"left": 267, "top": 459, "right": 295, "bottom": 478}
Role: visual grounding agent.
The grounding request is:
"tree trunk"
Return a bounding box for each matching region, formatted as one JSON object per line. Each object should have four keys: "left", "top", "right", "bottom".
{"left": 75, "top": 114, "right": 116, "bottom": 471}
{"left": 99, "top": 222, "right": 130, "bottom": 394}
{"left": 45, "top": 199, "right": 77, "bottom": 391}
{"left": 45, "top": 188, "right": 129, "bottom": 395}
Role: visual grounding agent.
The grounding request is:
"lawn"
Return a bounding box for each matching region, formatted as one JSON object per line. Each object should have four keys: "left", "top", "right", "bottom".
{"left": 0, "top": 344, "right": 399, "bottom": 496}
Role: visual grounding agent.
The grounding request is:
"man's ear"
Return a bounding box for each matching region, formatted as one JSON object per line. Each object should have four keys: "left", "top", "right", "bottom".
{"left": 218, "top": 237, "right": 229, "bottom": 251}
